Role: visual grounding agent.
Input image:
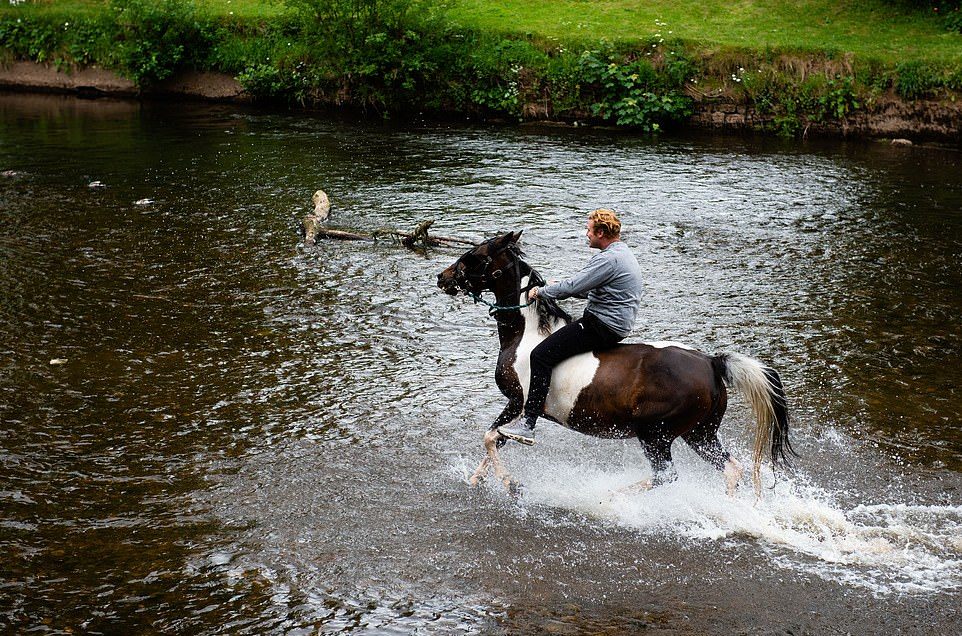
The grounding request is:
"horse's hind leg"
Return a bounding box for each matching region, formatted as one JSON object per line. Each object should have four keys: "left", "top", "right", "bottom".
{"left": 683, "top": 428, "right": 744, "bottom": 496}
{"left": 641, "top": 435, "right": 677, "bottom": 487}
{"left": 615, "top": 432, "right": 677, "bottom": 495}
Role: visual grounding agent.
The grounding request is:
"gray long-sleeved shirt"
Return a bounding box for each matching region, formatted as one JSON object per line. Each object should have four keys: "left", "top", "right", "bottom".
{"left": 539, "top": 241, "right": 643, "bottom": 337}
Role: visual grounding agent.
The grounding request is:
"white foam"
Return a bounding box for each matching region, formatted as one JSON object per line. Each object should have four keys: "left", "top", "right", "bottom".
{"left": 450, "top": 431, "right": 962, "bottom": 596}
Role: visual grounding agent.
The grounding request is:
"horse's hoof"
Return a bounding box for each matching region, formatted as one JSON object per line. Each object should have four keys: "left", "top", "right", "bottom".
{"left": 507, "top": 480, "right": 525, "bottom": 499}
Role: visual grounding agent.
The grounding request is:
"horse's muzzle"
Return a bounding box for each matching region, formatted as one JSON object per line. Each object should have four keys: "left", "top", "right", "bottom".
{"left": 437, "top": 270, "right": 460, "bottom": 295}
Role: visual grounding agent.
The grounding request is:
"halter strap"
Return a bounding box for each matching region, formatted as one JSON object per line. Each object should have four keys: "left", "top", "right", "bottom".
{"left": 464, "top": 248, "right": 545, "bottom": 314}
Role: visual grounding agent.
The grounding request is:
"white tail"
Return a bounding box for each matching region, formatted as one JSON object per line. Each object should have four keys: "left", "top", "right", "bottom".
{"left": 716, "top": 352, "right": 792, "bottom": 494}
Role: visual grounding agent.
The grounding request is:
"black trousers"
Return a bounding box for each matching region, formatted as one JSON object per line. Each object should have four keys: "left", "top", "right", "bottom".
{"left": 523, "top": 312, "right": 624, "bottom": 421}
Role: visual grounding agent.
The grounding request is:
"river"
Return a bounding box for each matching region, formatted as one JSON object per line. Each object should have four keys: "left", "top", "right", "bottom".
{"left": 1, "top": 93, "right": 960, "bottom": 634}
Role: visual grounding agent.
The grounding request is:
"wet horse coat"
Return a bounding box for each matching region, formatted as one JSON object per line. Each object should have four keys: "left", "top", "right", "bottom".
{"left": 437, "top": 232, "right": 794, "bottom": 494}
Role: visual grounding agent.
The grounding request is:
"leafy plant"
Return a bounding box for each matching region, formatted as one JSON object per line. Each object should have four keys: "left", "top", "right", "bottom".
{"left": 578, "top": 50, "right": 692, "bottom": 130}
{"left": 110, "top": 0, "right": 212, "bottom": 87}
{"left": 0, "top": 15, "right": 59, "bottom": 63}
{"left": 818, "top": 76, "right": 860, "bottom": 119}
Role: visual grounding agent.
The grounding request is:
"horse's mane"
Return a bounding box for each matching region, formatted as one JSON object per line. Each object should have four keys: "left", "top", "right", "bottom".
{"left": 533, "top": 277, "right": 573, "bottom": 334}
{"left": 513, "top": 248, "right": 572, "bottom": 332}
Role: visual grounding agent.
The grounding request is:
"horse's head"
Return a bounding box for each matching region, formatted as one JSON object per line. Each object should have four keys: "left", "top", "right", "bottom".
{"left": 437, "top": 231, "right": 524, "bottom": 297}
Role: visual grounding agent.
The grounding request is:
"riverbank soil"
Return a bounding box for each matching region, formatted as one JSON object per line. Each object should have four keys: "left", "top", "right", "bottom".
{"left": 1, "top": 62, "right": 960, "bottom": 142}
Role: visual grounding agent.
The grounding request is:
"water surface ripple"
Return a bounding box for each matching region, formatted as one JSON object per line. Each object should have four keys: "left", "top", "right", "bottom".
{"left": 1, "top": 94, "right": 960, "bottom": 634}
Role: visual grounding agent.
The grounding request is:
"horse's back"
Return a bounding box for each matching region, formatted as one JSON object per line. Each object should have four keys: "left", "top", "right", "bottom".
{"left": 560, "top": 341, "right": 720, "bottom": 436}
{"left": 600, "top": 341, "right": 716, "bottom": 388}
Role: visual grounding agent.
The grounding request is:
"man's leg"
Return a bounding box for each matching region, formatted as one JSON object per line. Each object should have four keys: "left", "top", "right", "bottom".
{"left": 498, "top": 319, "right": 606, "bottom": 444}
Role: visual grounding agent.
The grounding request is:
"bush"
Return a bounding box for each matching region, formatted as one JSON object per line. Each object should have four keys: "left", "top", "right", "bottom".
{"left": 946, "top": 8, "right": 962, "bottom": 32}
{"left": 282, "top": 0, "right": 452, "bottom": 112}
{"left": 818, "top": 76, "right": 860, "bottom": 119}
{"left": 0, "top": 14, "right": 60, "bottom": 63}
{"left": 110, "top": 0, "right": 212, "bottom": 86}
{"left": 578, "top": 49, "right": 692, "bottom": 131}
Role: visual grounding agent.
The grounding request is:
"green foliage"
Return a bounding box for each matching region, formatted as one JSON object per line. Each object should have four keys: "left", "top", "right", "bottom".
{"left": 459, "top": 36, "right": 547, "bottom": 116}
{"left": 817, "top": 76, "right": 860, "bottom": 119}
{"left": 110, "top": 0, "right": 213, "bottom": 86}
{"left": 945, "top": 8, "right": 962, "bottom": 32}
{"left": 947, "top": 66, "right": 962, "bottom": 90}
{"left": 895, "top": 60, "right": 942, "bottom": 98}
{"left": 543, "top": 46, "right": 585, "bottom": 115}
{"left": 740, "top": 67, "right": 864, "bottom": 136}
{"left": 0, "top": 15, "right": 59, "bottom": 63}
{"left": 578, "top": 49, "right": 692, "bottom": 130}
{"left": 236, "top": 57, "right": 321, "bottom": 103}
{"left": 280, "top": 0, "right": 453, "bottom": 112}
{"left": 0, "top": 0, "right": 959, "bottom": 133}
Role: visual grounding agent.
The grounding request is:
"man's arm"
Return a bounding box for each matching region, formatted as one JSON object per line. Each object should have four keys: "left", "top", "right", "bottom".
{"left": 538, "top": 254, "right": 612, "bottom": 301}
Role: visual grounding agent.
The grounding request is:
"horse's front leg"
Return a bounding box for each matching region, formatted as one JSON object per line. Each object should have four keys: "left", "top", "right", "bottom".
{"left": 468, "top": 452, "right": 491, "bottom": 487}
{"left": 468, "top": 401, "right": 522, "bottom": 493}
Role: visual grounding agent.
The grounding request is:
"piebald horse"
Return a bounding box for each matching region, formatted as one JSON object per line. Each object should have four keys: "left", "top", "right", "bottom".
{"left": 437, "top": 231, "right": 794, "bottom": 496}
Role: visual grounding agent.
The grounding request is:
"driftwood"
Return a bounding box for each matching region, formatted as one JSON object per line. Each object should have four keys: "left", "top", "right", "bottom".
{"left": 300, "top": 190, "right": 476, "bottom": 249}
{"left": 308, "top": 219, "right": 478, "bottom": 249}
{"left": 302, "top": 189, "right": 333, "bottom": 245}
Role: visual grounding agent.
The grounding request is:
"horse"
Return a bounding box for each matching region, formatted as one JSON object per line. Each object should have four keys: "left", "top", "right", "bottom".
{"left": 436, "top": 231, "right": 795, "bottom": 496}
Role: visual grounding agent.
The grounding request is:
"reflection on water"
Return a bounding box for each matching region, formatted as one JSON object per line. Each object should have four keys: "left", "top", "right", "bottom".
{"left": 0, "top": 93, "right": 960, "bottom": 634}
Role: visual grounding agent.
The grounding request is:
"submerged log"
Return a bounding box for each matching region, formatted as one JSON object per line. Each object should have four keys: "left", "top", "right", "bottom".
{"left": 300, "top": 189, "right": 475, "bottom": 249}
{"left": 306, "top": 219, "right": 478, "bottom": 249}
{"left": 312, "top": 228, "right": 373, "bottom": 241}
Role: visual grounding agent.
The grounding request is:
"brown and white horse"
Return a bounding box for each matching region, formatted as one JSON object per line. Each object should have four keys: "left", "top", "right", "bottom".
{"left": 437, "top": 231, "right": 795, "bottom": 496}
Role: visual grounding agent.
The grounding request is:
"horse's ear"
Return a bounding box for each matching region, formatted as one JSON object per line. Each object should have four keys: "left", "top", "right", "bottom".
{"left": 494, "top": 231, "right": 520, "bottom": 247}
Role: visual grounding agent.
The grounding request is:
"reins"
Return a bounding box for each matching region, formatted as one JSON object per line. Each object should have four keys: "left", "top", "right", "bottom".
{"left": 467, "top": 286, "right": 537, "bottom": 314}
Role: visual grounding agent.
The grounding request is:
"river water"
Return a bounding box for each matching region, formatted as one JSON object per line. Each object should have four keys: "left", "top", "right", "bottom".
{"left": 1, "top": 93, "right": 960, "bottom": 634}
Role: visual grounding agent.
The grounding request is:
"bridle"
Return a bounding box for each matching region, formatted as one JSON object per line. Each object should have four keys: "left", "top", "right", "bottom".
{"left": 453, "top": 241, "right": 544, "bottom": 314}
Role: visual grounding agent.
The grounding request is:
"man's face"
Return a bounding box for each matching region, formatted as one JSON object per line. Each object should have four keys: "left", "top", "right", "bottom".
{"left": 586, "top": 218, "right": 605, "bottom": 249}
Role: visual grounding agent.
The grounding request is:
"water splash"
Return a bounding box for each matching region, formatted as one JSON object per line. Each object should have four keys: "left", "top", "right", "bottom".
{"left": 453, "top": 432, "right": 962, "bottom": 596}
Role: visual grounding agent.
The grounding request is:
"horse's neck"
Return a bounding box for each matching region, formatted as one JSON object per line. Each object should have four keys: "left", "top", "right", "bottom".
{"left": 493, "top": 274, "right": 560, "bottom": 350}
{"left": 491, "top": 277, "right": 527, "bottom": 347}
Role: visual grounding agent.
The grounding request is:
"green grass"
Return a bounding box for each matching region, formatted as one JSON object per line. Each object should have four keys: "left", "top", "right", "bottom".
{"left": 4, "top": 0, "right": 959, "bottom": 65}
{"left": 195, "top": 0, "right": 288, "bottom": 19}
{"left": 1, "top": 0, "right": 289, "bottom": 20}
{"left": 447, "top": 0, "right": 962, "bottom": 64}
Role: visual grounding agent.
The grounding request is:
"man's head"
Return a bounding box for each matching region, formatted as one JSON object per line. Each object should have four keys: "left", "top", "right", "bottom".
{"left": 586, "top": 208, "right": 621, "bottom": 249}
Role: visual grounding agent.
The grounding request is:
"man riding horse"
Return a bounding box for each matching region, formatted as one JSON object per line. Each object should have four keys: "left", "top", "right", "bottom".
{"left": 499, "top": 208, "right": 643, "bottom": 445}
{"left": 437, "top": 216, "right": 793, "bottom": 495}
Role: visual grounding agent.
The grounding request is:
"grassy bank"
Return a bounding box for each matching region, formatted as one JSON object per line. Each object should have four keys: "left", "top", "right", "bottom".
{"left": 451, "top": 1, "right": 962, "bottom": 64}
{"left": 1, "top": 0, "right": 960, "bottom": 137}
